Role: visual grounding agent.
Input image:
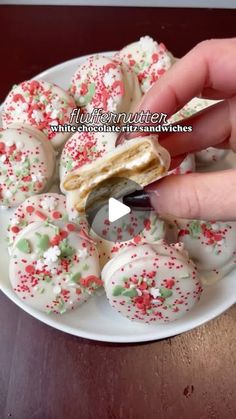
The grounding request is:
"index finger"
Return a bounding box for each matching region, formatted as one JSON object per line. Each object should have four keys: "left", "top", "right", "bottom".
{"left": 138, "top": 38, "right": 236, "bottom": 116}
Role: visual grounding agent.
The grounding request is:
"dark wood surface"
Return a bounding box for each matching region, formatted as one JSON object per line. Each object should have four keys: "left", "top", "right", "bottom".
{"left": 1, "top": 5, "right": 236, "bottom": 419}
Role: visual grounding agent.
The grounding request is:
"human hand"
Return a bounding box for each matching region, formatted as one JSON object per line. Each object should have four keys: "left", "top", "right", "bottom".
{"left": 138, "top": 38, "right": 236, "bottom": 221}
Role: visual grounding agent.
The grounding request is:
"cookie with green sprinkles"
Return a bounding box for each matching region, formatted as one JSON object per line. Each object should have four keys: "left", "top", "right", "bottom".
{"left": 70, "top": 54, "right": 142, "bottom": 115}
{"left": 7, "top": 193, "right": 70, "bottom": 249}
{"left": 102, "top": 240, "right": 202, "bottom": 324}
{"left": 0, "top": 127, "right": 55, "bottom": 208}
{"left": 2, "top": 79, "right": 76, "bottom": 150}
{"left": 175, "top": 219, "right": 236, "bottom": 284}
{"left": 9, "top": 220, "right": 102, "bottom": 314}
{"left": 115, "top": 36, "right": 174, "bottom": 93}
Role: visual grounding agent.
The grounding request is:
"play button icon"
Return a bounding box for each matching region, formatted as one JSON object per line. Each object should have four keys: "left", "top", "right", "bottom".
{"left": 85, "top": 177, "right": 151, "bottom": 243}
{"left": 108, "top": 198, "right": 131, "bottom": 222}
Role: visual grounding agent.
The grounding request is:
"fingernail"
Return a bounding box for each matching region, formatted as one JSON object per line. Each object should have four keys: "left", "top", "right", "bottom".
{"left": 115, "top": 132, "right": 127, "bottom": 146}
{"left": 123, "top": 191, "right": 153, "bottom": 210}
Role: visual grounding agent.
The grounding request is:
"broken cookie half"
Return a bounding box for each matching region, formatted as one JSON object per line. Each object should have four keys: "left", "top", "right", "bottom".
{"left": 62, "top": 135, "right": 170, "bottom": 213}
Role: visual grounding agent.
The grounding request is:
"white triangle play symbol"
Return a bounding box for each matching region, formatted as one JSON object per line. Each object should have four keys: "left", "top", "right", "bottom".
{"left": 108, "top": 197, "right": 131, "bottom": 223}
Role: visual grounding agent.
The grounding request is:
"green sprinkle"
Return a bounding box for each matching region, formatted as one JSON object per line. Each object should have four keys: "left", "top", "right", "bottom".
{"left": 78, "top": 82, "right": 96, "bottom": 106}
{"left": 83, "top": 264, "right": 89, "bottom": 271}
{"left": 160, "top": 287, "right": 173, "bottom": 299}
{"left": 189, "top": 220, "right": 202, "bottom": 238}
{"left": 35, "top": 233, "right": 50, "bottom": 251}
{"left": 5, "top": 178, "right": 12, "bottom": 187}
{"left": 112, "top": 285, "right": 124, "bottom": 296}
{"left": 66, "top": 160, "right": 73, "bottom": 171}
{"left": 122, "top": 288, "right": 138, "bottom": 298}
{"left": 59, "top": 239, "right": 75, "bottom": 258}
{"left": 71, "top": 272, "right": 81, "bottom": 283}
{"left": 16, "top": 238, "right": 31, "bottom": 254}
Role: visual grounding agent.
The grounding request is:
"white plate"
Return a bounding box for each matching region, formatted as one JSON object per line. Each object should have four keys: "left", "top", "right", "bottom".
{"left": 0, "top": 53, "right": 236, "bottom": 343}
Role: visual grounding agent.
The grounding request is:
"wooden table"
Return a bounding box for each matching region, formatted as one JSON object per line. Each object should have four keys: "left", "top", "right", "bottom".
{"left": 1, "top": 5, "right": 236, "bottom": 419}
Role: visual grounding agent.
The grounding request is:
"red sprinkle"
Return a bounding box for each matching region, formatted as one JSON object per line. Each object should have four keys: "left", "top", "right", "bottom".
{"left": 52, "top": 211, "right": 61, "bottom": 220}
{"left": 67, "top": 223, "right": 76, "bottom": 232}
{"left": 25, "top": 265, "right": 35, "bottom": 274}
{"left": 35, "top": 210, "right": 47, "bottom": 220}
{"left": 26, "top": 205, "right": 35, "bottom": 214}
{"left": 60, "top": 230, "right": 68, "bottom": 239}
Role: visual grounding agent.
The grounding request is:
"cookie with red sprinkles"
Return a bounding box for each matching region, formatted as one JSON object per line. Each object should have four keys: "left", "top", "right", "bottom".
{"left": 7, "top": 193, "right": 69, "bottom": 249}
{"left": 169, "top": 97, "right": 228, "bottom": 166}
{"left": 70, "top": 54, "right": 142, "bottom": 114}
{"left": 9, "top": 221, "right": 102, "bottom": 314}
{"left": 115, "top": 36, "right": 174, "bottom": 93}
{"left": 0, "top": 127, "right": 55, "bottom": 208}
{"left": 174, "top": 219, "right": 236, "bottom": 283}
{"left": 60, "top": 131, "right": 117, "bottom": 186}
{"left": 102, "top": 240, "right": 202, "bottom": 323}
{"left": 91, "top": 209, "right": 166, "bottom": 268}
{"left": 2, "top": 79, "right": 76, "bottom": 149}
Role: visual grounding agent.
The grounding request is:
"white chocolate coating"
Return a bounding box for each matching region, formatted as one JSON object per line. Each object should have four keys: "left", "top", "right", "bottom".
{"left": 63, "top": 135, "right": 171, "bottom": 213}
{"left": 0, "top": 127, "right": 55, "bottom": 208}
{"left": 195, "top": 147, "right": 227, "bottom": 166}
{"left": 2, "top": 80, "right": 76, "bottom": 149}
{"left": 91, "top": 210, "right": 166, "bottom": 268}
{"left": 70, "top": 55, "right": 142, "bottom": 115}
{"left": 174, "top": 219, "right": 236, "bottom": 283}
{"left": 60, "top": 131, "right": 117, "bottom": 188}
{"left": 9, "top": 221, "right": 102, "bottom": 314}
{"left": 169, "top": 97, "right": 228, "bottom": 166}
{"left": 102, "top": 240, "right": 202, "bottom": 323}
{"left": 115, "top": 36, "right": 174, "bottom": 93}
{"left": 169, "top": 154, "right": 195, "bottom": 175}
{"left": 7, "top": 193, "right": 68, "bottom": 248}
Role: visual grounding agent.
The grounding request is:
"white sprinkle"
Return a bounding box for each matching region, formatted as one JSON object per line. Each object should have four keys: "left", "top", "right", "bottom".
{"left": 0, "top": 155, "right": 7, "bottom": 162}
{"left": 49, "top": 120, "right": 58, "bottom": 126}
{"left": 32, "top": 109, "right": 44, "bottom": 123}
{"left": 51, "top": 109, "right": 60, "bottom": 119}
{"left": 150, "top": 287, "right": 161, "bottom": 298}
{"left": 6, "top": 140, "right": 14, "bottom": 147}
{"left": 5, "top": 190, "right": 13, "bottom": 198}
{"left": 211, "top": 223, "right": 220, "bottom": 231}
{"left": 53, "top": 285, "right": 61, "bottom": 295}
{"left": 16, "top": 141, "right": 24, "bottom": 150}
{"left": 43, "top": 246, "right": 61, "bottom": 263}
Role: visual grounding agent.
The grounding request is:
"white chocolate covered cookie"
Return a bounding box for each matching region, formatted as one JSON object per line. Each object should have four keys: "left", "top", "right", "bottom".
{"left": 70, "top": 55, "right": 142, "bottom": 115}
{"left": 169, "top": 97, "right": 228, "bottom": 166}
{"left": 115, "top": 36, "right": 174, "bottom": 93}
{"left": 60, "top": 131, "right": 117, "bottom": 186}
{"left": 7, "top": 193, "right": 68, "bottom": 248}
{"left": 2, "top": 79, "right": 76, "bottom": 149}
{"left": 63, "top": 136, "right": 170, "bottom": 213}
{"left": 175, "top": 219, "right": 236, "bottom": 283}
{"left": 0, "top": 127, "right": 55, "bottom": 207}
{"left": 91, "top": 210, "right": 166, "bottom": 268}
{"left": 102, "top": 240, "right": 202, "bottom": 323}
{"left": 9, "top": 221, "right": 102, "bottom": 314}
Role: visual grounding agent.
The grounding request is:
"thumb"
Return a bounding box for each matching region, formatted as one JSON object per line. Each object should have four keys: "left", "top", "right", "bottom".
{"left": 145, "top": 170, "right": 236, "bottom": 221}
